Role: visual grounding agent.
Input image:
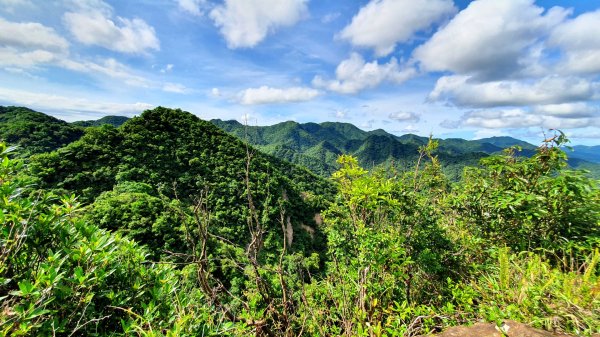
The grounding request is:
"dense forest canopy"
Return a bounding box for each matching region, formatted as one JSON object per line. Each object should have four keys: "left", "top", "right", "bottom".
{"left": 212, "top": 119, "right": 600, "bottom": 179}
{"left": 0, "top": 106, "right": 84, "bottom": 156}
{"left": 0, "top": 106, "right": 599, "bottom": 336}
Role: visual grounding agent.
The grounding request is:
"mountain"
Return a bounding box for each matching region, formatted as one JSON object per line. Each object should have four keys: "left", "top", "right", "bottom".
{"left": 72, "top": 115, "right": 130, "bottom": 127}
{"left": 0, "top": 106, "right": 84, "bottom": 155}
{"left": 212, "top": 119, "right": 600, "bottom": 179}
{"left": 211, "top": 120, "right": 510, "bottom": 179}
{"left": 30, "top": 107, "right": 334, "bottom": 255}
{"left": 570, "top": 145, "right": 600, "bottom": 163}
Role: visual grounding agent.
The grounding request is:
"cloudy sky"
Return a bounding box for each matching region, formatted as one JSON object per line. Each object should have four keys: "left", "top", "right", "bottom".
{"left": 1, "top": 0, "right": 600, "bottom": 144}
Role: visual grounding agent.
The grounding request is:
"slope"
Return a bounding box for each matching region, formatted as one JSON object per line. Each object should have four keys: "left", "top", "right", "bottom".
{"left": 30, "top": 107, "right": 334, "bottom": 256}
{"left": 0, "top": 106, "right": 84, "bottom": 155}
{"left": 72, "top": 115, "right": 130, "bottom": 127}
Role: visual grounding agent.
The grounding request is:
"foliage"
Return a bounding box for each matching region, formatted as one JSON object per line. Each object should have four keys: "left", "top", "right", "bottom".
{"left": 0, "top": 142, "right": 228, "bottom": 336}
{"left": 211, "top": 118, "right": 600, "bottom": 179}
{"left": 29, "top": 107, "right": 334, "bottom": 258}
{"left": 2, "top": 105, "right": 599, "bottom": 337}
{"left": 0, "top": 106, "right": 84, "bottom": 156}
{"left": 450, "top": 134, "right": 599, "bottom": 253}
{"left": 72, "top": 116, "right": 130, "bottom": 128}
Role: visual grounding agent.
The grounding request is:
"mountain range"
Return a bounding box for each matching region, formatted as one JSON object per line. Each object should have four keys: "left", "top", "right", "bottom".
{"left": 211, "top": 119, "right": 600, "bottom": 178}
{"left": 1, "top": 105, "right": 598, "bottom": 180}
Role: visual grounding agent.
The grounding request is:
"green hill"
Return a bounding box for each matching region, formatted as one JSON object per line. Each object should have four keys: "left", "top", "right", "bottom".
{"left": 0, "top": 106, "right": 84, "bottom": 155}
{"left": 571, "top": 145, "right": 600, "bottom": 163}
{"left": 30, "top": 107, "right": 334, "bottom": 256}
{"left": 211, "top": 120, "right": 503, "bottom": 179}
{"left": 72, "top": 115, "right": 130, "bottom": 127}
{"left": 212, "top": 119, "right": 600, "bottom": 179}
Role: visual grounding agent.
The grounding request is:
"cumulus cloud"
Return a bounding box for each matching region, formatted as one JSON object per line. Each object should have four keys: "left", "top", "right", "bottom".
{"left": 429, "top": 75, "right": 596, "bottom": 107}
{"left": 340, "top": 0, "right": 456, "bottom": 57}
{"left": 461, "top": 109, "right": 543, "bottom": 128}
{"left": 549, "top": 10, "right": 600, "bottom": 74}
{"left": 389, "top": 111, "right": 420, "bottom": 122}
{"left": 0, "top": 86, "right": 154, "bottom": 116}
{"left": 414, "top": 0, "right": 569, "bottom": 80}
{"left": 176, "top": 0, "right": 206, "bottom": 16}
{"left": 63, "top": 0, "right": 160, "bottom": 54}
{"left": 0, "top": 18, "right": 70, "bottom": 70}
{"left": 239, "top": 86, "right": 320, "bottom": 105}
{"left": 441, "top": 108, "right": 598, "bottom": 130}
{"left": 0, "top": 18, "right": 69, "bottom": 52}
{"left": 210, "top": 0, "right": 307, "bottom": 48}
{"left": 533, "top": 103, "right": 599, "bottom": 118}
{"left": 0, "top": 0, "right": 34, "bottom": 12}
{"left": 312, "top": 53, "right": 416, "bottom": 94}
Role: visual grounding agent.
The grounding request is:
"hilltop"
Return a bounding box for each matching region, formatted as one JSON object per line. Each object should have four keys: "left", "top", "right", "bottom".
{"left": 211, "top": 119, "right": 600, "bottom": 178}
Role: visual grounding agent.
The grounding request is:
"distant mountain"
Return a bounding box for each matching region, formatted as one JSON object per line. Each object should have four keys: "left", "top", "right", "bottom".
{"left": 212, "top": 119, "right": 493, "bottom": 179}
{"left": 211, "top": 119, "right": 600, "bottom": 179}
{"left": 72, "top": 115, "right": 130, "bottom": 128}
{"left": 0, "top": 106, "right": 84, "bottom": 155}
{"left": 570, "top": 145, "right": 600, "bottom": 163}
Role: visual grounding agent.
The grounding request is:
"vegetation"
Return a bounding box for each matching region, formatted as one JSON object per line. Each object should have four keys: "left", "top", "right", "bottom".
{"left": 72, "top": 115, "right": 130, "bottom": 128}
{"left": 1, "top": 106, "right": 599, "bottom": 336}
{"left": 211, "top": 119, "right": 600, "bottom": 179}
{"left": 0, "top": 106, "right": 84, "bottom": 156}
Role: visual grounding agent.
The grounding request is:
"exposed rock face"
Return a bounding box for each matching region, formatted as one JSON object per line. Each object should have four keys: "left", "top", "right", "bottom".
{"left": 420, "top": 321, "right": 593, "bottom": 337}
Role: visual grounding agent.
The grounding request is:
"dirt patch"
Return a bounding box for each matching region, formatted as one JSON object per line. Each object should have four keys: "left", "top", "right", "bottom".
{"left": 419, "top": 320, "right": 594, "bottom": 337}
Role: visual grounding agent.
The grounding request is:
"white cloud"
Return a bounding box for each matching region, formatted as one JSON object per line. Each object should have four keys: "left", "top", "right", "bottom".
{"left": 0, "top": 0, "right": 33, "bottom": 13}
{"left": 533, "top": 103, "right": 598, "bottom": 118}
{"left": 321, "top": 12, "right": 340, "bottom": 24}
{"left": 60, "top": 58, "right": 153, "bottom": 88}
{"left": 430, "top": 75, "right": 596, "bottom": 107}
{"left": 340, "top": 0, "right": 456, "bottom": 57}
{"left": 176, "top": 0, "right": 206, "bottom": 16}
{"left": 414, "top": 0, "right": 570, "bottom": 80}
{"left": 473, "top": 129, "right": 509, "bottom": 139}
{"left": 0, "top": 87, "right": 154, "bottom": 116}
{"left": 360, "top": 119, "right": 375, "bottom": 129}
{"left": 0, "top": 48, "right": 59, "bottom": 68}
{"left": 461, "top": 109, "right": 542, "bottom": 128}
{"left": 0, "top": 18, "right": 69, "bottom": 70}
{"left": 239, "top": 86, "right": 320, "bottom": 105}
{"left": 0, "top": 18, "right": 69, "bottom": 52}
{"left": 443, "top": 108, "right": 597, "bottom": 130}
{"left": 211, "top": 87, "right": 221, "bottom": 97}
{"left": 312, "top": 53, "right": 416, "bottom": 94}
{"left": 402, "top": 124, "right": 420, "bottom": 133}
{"left": 63, "top": 1, "right": 159, "bottom": 54}
{"left": 389, "top": 111, "right": 420, "bottom": 122}
{"left": 209, "top": 0, "right": 308, "bottom": 48}
{"left": 549, "top": 10, "right": 600, "bottom": 74}
{"left": 162, "top": 83, "right": 188, "bottom": 94}
{"left": 334, "top": 109, "right": 347, "bottom": 119}
{"left": 160, "top": 64, "right": 174, "bottom": 73}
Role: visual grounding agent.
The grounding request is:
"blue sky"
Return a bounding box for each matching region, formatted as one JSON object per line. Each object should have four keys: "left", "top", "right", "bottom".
{"left": 1, "top": 0, "right": 600, "bottom": 145}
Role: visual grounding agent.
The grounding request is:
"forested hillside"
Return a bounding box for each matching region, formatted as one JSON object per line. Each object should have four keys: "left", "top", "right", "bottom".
{"left": 0, "top": 106, "right": 84, "bottom": 156}
{"left": 29, "top": 107, "right": 333, "bottom": 257}
{"left": 1, "top": 107, "right": 599, "bottom": 336}
{"left": 72, "top": 115, "right": 130, "bottom": 128}
{"left": 211, "top": 119, "right": 600, "bottom": 178}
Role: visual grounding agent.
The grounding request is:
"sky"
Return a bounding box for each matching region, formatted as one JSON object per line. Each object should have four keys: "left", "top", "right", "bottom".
{"left": 1, "top": 0, "right": 600, "bottom": 145}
